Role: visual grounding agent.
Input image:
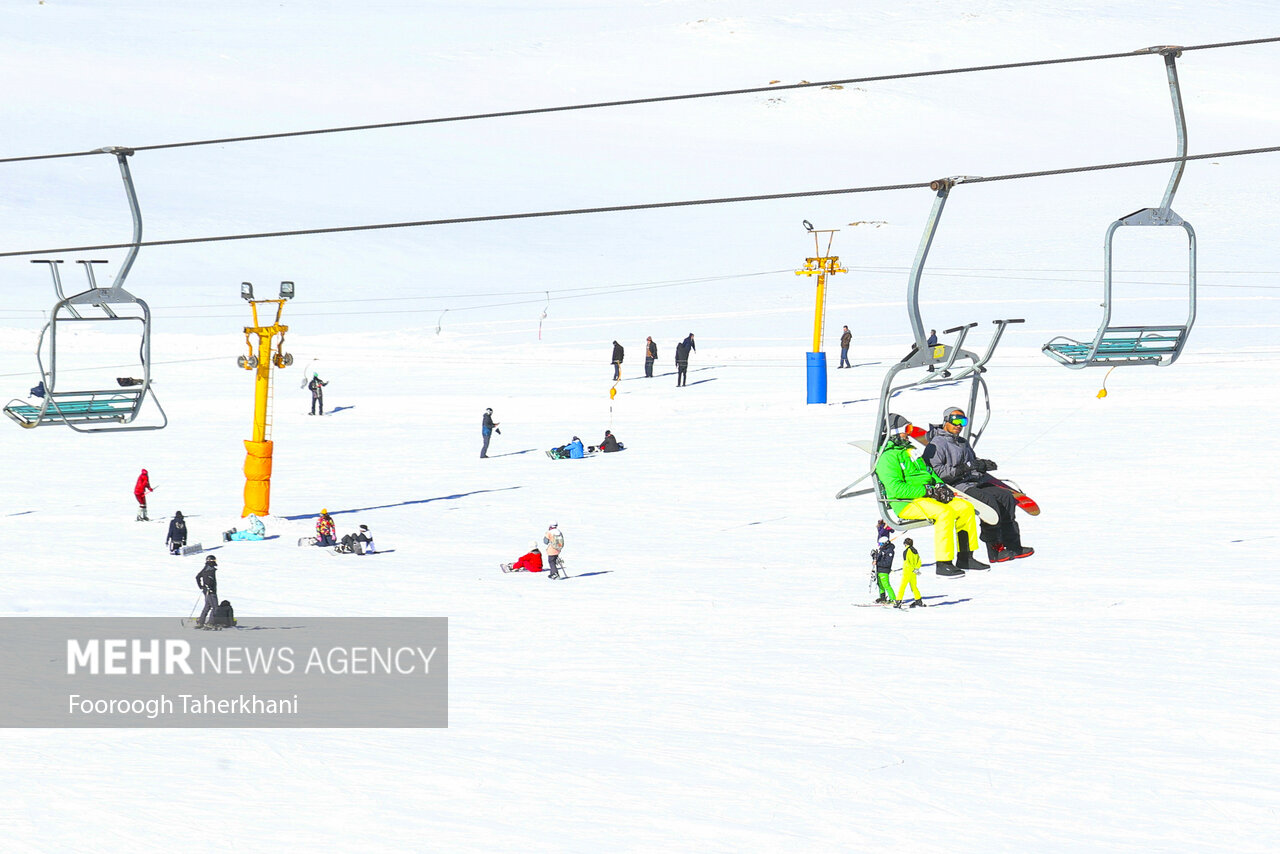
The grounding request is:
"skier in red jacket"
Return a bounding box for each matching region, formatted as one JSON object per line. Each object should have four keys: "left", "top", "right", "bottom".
{"left": 134, "top": 469, "right": 154, "bottom": 521}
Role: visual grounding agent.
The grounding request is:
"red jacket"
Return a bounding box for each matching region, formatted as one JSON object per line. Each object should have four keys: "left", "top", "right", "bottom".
{"left": 134, "top": 471, "right": 152, "bottom": 497}
{"left": 513, "top": 551, "right": 544, "bottom": 572}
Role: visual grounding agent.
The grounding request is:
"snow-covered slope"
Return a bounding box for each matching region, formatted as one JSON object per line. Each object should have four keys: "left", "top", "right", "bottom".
{"left": 1, "top": 2, "right": 1278, "bottom": 852}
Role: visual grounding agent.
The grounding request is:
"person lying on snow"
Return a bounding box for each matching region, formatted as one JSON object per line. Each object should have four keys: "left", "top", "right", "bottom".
{"left": 504, "top": 547, "right": 545, "bottom": 572}
{"left": 223, "top": 514, "right": 266, "bottom": 541}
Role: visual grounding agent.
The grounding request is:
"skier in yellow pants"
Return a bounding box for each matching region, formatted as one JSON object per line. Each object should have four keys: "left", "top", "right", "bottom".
{"left": 895, "top": 537, "right": 926, "bottom": 608}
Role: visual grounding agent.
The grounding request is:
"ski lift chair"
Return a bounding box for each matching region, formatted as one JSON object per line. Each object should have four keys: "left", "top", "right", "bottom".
{"left": 4, "top": 148, "right": 167, "bottom": 432}
{"left": 836, "top": 175, "right": 1021, "bottom": 529}
{"left": 1043, "top": 47, "right": 1197, "bottom": 369}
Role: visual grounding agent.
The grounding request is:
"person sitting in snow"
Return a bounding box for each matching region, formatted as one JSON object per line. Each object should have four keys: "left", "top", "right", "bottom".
{"left": 224, "top": 514, "right": 267, "bottom": 542}
{"left": 547, "top": 437, "right": 585, "bottom": 460}
{"left": 339, "top": 524, "right": 375, "bottom": 555}
{"left": 315, "top": 509, "right": 337, "bottom": 547}
{"left": 166, "top": 511, "right": 187, "bottom": 555}
{"left": 596, "top": 430, "right": 624, "bottom": 453}
{"left": 503, "top": 547, "right": 544, "bottom": 572}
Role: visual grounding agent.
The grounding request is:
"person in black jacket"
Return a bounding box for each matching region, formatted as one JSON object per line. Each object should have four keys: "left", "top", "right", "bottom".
{"left": 308, "top": 373, "right": 328, "bottom": 415}
{"left": 674, "top": 340, "right": 689, "bottom": 387}
{"left": 598, "top": 430, "right": 622, "bottom": 453}
{"left": 611, "top": 340, "right": 624, "bottom": 381}
{"left": 166, "top": 511, "right": 187, "bottom": 555}
{"left": 872, "top": 536, "right": 897, "bottom": 605}
{"left": 644, "top": 336, "right": 657, "bottom": 378}
{"left": 195, "top": 556, "right": 218, "bottom": 628}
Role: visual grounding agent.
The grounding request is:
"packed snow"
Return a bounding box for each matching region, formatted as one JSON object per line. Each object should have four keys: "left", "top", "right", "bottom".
{"left": 1, "top": 2, "right": 1278, "bottom": 852}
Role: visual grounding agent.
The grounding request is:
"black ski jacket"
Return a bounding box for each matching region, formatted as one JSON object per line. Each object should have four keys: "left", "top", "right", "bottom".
{"left": 167, "top": 514, "right": 187, "bottom": 548}
{"left": 646, "top": 340, "right": 657, "bottom": 360}
{"left": 196, "top": 566, "right": 217, "bottom": 597}
{"left": 611, "top": 341, "right": 624, "bottom": 364}
{"left": 874, "top": 542, "right": 896, "bottom": 572}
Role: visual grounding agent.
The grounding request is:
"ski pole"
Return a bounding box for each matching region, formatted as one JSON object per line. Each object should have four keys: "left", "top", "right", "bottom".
{"left": 187, "top": 595, "right": 201, "bottom": 625}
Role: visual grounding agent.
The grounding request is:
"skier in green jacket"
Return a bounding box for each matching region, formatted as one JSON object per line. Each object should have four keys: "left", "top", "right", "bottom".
{"left": 874, "top": 413, "right": 986, "bottom": 576}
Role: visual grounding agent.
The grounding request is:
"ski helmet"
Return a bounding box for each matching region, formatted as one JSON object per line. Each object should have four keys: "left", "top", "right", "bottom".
{"left": 878, "top": 535, "right": 889, "bottom": 544}
{"left": 321, "top": 508, "right": 328, "bottom": 515}
{"left": 205, "top": 555, "right": 217, "bottom": 565}
{"left": 886, "top": 413, "right": 909, "bottom": 434}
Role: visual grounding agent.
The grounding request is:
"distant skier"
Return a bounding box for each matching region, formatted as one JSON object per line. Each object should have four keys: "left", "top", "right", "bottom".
{"left": 926, "top": 329, "right": 938, "bottom": 348}
{"left": 839, "top": 325, "right": 852, "bottom": 368}
{"left": 674, "top": 340, "right": 690, "bottom": 387}
{"left": 315, "top": 509, "right": 337, "bottom": 547}
{"left": 681, "top": 332, "right": 696, "bottom": 354}
{"left": 481, "top": 407, "right": 500, "bottom": 459}
{"left": 195, "top": 555, "right": 218, "bottom": 628}
{"left": 542, "top": 523, "right": 565, "bottom": 579}
{"left": 611, "top": 340, "right": 625, "bottom": 381}
{"left": 644, "top": 336, "right": 657, "bottom": 378}
{"left": 166, "top": 510, "right": 187, "bottom": 555}
{"left": 895, "top": 537, "right": 926, "bottom": 608}
{"left": 308, "top": 373, "right": 328, "bottom": 415}
{"left": 874, "top": 413, "right": 983, "bottom": 577}
{"left": 872, "top": 535, "right": 897, "bottom": 605}
{"left": 134, "top": 468, "right": 154, "bottom": 521}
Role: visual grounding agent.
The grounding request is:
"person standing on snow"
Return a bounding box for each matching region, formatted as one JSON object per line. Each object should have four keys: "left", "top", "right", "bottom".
{"left": 674, "top": 340, "right": 690, "bottom": 387}
{"left": 839, "top": 325, "right": 853, "bottom": 369}
{"left": 644, "top": 336, "right": 657, "bottom": 378}
{"left": 922, "top": 406, "right": 1033, "bottom": 564}
{"left": 308, "top": 372, "right": 329, "bottom": 415}
{"left": 481, "top": 408, "right": 500, "bottom": 459}
{"left": 872, "top": 535, "right": 897, "bottom": 605}
{"left": 874, "top": 413, "right": 986, "bottom": 577}
{"left": 611, "top": 340, "right": 625, "bottom": 381}
{"left": 542, "top": 523, "right": 565, "bottom": 579}
{"left": 134, "top": 468, "right": 154, "bottom": 521}
{"left": 195, "top": 555, "right": 218, "bottom": 628}
{"left": 166, "top": 510, "right": 187, "bottom": 555}
{"left": 895, "top": 537, "right": 926, "bottom": 608}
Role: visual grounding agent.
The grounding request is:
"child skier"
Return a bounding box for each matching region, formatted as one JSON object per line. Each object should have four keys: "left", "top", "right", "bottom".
{"left": 166, "top": 510, "right": 187, "bottom": 555}
{"left": 872, "top": 535, "right": 897, "bottom": 605}
{"left": 315, "top": 509, "right": 337, "bottom": 547}
{"left": 542, "top": 523, "right": 565, "bottom": 579}
{"left": 895, "top": 537, "right": 926, "bottom": 609}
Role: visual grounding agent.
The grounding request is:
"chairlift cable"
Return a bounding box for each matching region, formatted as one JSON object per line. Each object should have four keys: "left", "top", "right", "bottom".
{"left": 1, "top": 37, "right": 1277, "bottom": 164}
{"left": 1, "top": 144, "right": 1277, "bottom": 261}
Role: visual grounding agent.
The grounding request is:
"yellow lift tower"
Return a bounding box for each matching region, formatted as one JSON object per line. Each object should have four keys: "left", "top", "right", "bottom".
{"left": 795, "top": 222, "right": 846, "bottom": 404}
{"left": 236, "top": 281, "right": 295, "bottom": 516}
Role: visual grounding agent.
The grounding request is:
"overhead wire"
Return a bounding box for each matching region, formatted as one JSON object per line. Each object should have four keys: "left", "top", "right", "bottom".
{"left": 1, "top": 36, "right": 1276, "bottom": 164}
{"left": 1, "top": 144, "right": 1278, "bottom": 261}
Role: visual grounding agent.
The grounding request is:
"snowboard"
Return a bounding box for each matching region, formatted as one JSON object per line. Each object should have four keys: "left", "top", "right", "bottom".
{"left": 904, "top": 424, "right": 1039, "bottom": 518}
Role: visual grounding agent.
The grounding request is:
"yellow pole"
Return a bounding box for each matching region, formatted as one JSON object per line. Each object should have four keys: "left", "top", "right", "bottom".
{"left": 241, "top": 298, "right": 290, "bottom": 517}
{"left": 811, "top": 268, "right": 827, "bottom": 353}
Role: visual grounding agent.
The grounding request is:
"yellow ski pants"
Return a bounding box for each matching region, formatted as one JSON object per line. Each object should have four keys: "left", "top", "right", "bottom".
{"left": 897, "top": 496, "right": 978, "bottom": 562}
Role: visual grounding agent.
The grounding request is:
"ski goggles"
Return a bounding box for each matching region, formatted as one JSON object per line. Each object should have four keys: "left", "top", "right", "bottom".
{"left": 945, "top": 413, "right": 968, "bottom": 426}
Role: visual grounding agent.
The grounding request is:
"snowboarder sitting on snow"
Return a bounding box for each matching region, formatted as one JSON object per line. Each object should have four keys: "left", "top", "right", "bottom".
{"left": 548, "top": 437, "right": 585, "bottom": 460}
{"left": 872, "top": 535, "right": 897, "bottom": 605}
{"left": 338, "top": 525, "right": 375, "bottom": 555}
{"left": 166, "top": 511, "right": 187, "bottom": 555}
{"left": 595, "top": 430, "right": 624, "bottom": 453}
{"left": 505, "top": 547, "right": 544, "bottom": 572}
{"left": 922, "top": 406, "right": 1033, "bottom": 563}
{"left": 196, "top": 555, "right": 219, "bottom": 628}
{"left": 315, "top": 509, "right": 337, "bottom": 547}
{"left": 224, "top": 514, "right": 266, "bottom": 542}
{"left": 874, "top": 413, "right": 986, "bottom": 577}
{"left": 894, "top": 537, "right": 926, "bottom": 608}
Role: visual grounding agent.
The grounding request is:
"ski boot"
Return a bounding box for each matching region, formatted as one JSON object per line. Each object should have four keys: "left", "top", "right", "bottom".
{"left": 956, "top": 532, "right": 989, "bottom": 570}
{"left": 935, "top": 561, "right": 965, "bottom": 578}
{"left": 910, "top": 598, "right": 926, "bottom": 608}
